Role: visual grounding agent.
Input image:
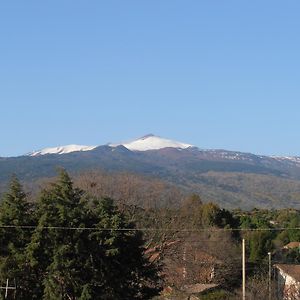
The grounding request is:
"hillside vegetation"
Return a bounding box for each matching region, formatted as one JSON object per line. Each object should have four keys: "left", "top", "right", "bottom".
{"left": 1, "top": 172, "right": 300, "bottom": 299}
{"left": 1, "top": 146, "right": 300, "bottom": 209}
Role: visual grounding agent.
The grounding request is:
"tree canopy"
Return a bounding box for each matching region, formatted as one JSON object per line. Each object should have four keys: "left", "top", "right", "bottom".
{"left": 0, "top": 171, "right": 161, "bottom": 300}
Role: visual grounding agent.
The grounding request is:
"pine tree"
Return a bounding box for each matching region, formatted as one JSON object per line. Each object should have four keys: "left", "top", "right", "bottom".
{"left": 0, "top": 176, "right": 34, "bottom": 299}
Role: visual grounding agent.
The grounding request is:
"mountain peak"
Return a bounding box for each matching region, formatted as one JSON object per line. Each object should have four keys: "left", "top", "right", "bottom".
{"left": 140, "top": 134, "right": 155, "bottom": 139}
{"left": 110, "top": 135, "right": 194, "bottom": 151}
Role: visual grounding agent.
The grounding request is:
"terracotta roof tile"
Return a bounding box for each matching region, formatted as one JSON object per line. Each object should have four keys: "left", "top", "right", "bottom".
{"left": 283, "top": 242, "right": 300, "bottom": 249}
{"left": 275, "top": 264, "right": 300, "bottom": 282}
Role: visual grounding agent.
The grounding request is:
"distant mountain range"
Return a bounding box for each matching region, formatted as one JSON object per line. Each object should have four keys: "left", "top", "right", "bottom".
{"left": 26, "top": 134, "right": 194, "bottom": 156}
{"left": 1, "top": 134, "right": 300, "bottom": 209}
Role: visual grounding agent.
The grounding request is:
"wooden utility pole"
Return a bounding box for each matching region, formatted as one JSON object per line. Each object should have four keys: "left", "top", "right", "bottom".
{"left": 268, "top": 252, "right": 272, "bottom": 300}
{"left": 242, "top": 239, "right": 246, "bottom": 300}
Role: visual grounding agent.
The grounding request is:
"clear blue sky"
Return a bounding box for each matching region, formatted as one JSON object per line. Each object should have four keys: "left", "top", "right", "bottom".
{"left": 1, "top": 1, "right": 300, "bottom": 157}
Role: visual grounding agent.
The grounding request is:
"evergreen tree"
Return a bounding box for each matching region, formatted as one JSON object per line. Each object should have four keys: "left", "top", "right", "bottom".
{"left": 248, "top": 231, "right": 273, "bottom": 262}
{"left": 26, "top": 170, "right": 161, "bottom": 299}
{"left": 85, "top": 197, "right": 161, "bottom": 299}
{"left": 27, "top": 170, "right": 89, "bottom": 299}
{"left": 0, "top": 176, "right": 34, "bottom": 299}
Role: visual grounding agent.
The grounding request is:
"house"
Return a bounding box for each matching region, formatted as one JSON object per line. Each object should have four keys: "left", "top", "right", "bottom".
{"left": 275, "top": 264, "right": 300, "bottom": 300}
{"left": 145, "top": 239, "right": 222, "bottom": 290}
{"left": 283, "top": 242, "right": 300, "bottom": 250}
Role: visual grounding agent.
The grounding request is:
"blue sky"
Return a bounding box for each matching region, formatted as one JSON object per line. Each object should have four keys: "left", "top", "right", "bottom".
{"left": 0, "top": 1, "right": 300, "bottom": 157}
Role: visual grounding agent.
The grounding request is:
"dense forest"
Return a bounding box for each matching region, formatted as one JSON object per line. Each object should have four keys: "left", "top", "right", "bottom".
{"left": 1, "top": 171, "right": 300, "bottom": 299}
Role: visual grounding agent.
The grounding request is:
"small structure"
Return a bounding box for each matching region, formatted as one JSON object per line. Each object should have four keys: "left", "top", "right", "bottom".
{"left": 182, "top": 283, "right": 218, "bottom": 294}
{"left": 275, "top": 264, "right": 300, "bottom": 300}
{"left": 145, "top": 239, "right": 222, "bottom": 289}
{"left": 283, "top": 242, "right": 300, "bottom": 250}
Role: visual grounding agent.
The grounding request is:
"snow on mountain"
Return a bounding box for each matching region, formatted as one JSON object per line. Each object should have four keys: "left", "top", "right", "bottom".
{"left": 24, "top": 136, "right": 300, "bottom": 166}
{"left": 109, "top": 134, "right": 194, "bottom": 151}
{"left": 28, "top": 144, "right": 97, "bottom": 156}
{"left": 271, "top": 156, "right": 300, "bottom": 165}
{"left": 25, "top": 134, "right": 194, "bottom": 156}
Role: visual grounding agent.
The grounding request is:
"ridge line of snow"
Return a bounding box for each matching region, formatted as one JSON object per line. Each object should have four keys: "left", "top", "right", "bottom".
{"left": 109, "top": 134, "right": 194, "bottom": 151}
{"left": 23, "top": 135, "right": 300, "bottom": 160}
{"left": 28, "top": 144, "right": 97, "bottom": 156}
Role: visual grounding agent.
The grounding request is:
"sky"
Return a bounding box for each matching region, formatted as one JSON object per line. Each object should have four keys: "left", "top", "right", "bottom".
{"left": 0, "top": 1, "right": 300, "bottom": 157}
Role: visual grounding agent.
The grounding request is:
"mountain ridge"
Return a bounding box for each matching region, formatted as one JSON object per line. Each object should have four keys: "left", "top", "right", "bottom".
{"left": 25, "top": 134, "right": 194, "bottom": 157}
{"left": 18, "top": 134, "right": 300, "bottom": 164}
{"left": 1, "top": 135, "right": 300, "bottom": 209}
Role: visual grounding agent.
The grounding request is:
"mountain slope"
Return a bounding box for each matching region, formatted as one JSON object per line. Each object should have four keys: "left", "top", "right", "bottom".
{"left": 1, "top": 135, "right": 300, "bottom": 209}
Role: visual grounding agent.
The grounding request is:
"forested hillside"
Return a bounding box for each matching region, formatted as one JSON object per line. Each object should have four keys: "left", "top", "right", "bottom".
{"left": 2, "top": 145, "right": 300, "bottom": 209}
{"left": 1, "top": 172, "right": 300, "bottom": 299}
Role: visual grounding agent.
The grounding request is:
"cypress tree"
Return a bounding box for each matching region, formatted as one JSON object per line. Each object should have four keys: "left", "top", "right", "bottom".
{"left": 25, "top": 170, "right": 161, "bottom": 299}
{"left": 86, "top": 197, "right": 161, "bottom": 299}
{"left": 0, "top": 176, "right": 34, "bottom": 299}
{"left": 27, "top": 170, "right": 89, "bottom": 299}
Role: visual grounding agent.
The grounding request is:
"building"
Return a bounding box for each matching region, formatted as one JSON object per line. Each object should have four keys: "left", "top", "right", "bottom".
{"left": 275, "top": 264, "right": 300, "bottom": 300}
{"left": 283, "top": 242, "right": 300, "bottom": 250}
{"left": 145, "top": 239, "right": 222, "bottom": 289}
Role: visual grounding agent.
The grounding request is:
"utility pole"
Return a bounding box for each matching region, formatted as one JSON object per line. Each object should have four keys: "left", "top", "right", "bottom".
{"left": 5, "top": 279, "right": 8, "bottom": 299}
{"left": 183, "top": 245, "right": 187, "bottom": 280}
{"left": 242, "top": 239, "right": 246, "bottom": 300}
{"left": 0, "top": 279, "right": 16, "bottom": 299}
{"left": 268, "top": 252, "right": 272, "bottom": 300}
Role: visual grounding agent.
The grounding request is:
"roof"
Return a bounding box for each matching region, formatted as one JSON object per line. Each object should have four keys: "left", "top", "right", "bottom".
{"left": 275, "top": 264, "right": 300, "bottom": 282}
{"left": 181, "top": 283, "right": 219, "bottom": 294}
{"left": 283, "top": 242, "right": 300, "bottom": 249}
{"left": 145, "top": 240, "right": 182, "bottom": 263}
{"left": 145, "top": 240, "right": 223, "bottom": 265}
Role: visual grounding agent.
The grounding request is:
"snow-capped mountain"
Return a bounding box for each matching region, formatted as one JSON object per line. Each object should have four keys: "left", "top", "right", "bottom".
{"left": 22, "top": 134, "right": 300, "bottom": 168}
{"left": 109, "top": 134, "right": 194, "bottom": 151}
{"left": 3, "top": 134, "right": 300, "bottom": 210}
{"left": 27, "top": 135, "right": 194, "bottom": 156}
{"left": 29, "top": 144, "right": 97, "bottom": 156}
{"left": 22, "top": 135, "right": 300, "bottom": 173}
